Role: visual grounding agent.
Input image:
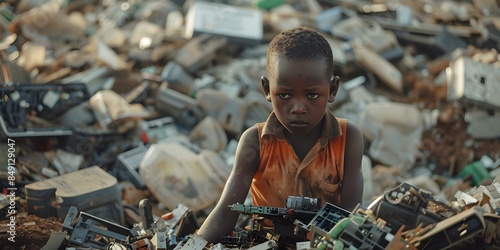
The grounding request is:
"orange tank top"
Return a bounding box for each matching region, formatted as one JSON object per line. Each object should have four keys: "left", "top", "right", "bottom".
{"left": 251, "top": 112, "right": 347, "bottom": 208}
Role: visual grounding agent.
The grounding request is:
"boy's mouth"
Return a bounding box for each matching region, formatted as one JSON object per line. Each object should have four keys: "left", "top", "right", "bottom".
{"left": 289, "top": 120, "right": 308, "bottom": 127}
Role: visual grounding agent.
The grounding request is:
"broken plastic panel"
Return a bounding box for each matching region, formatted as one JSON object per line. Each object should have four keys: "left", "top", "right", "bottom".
{"left": 357, "top": 102, "right": 423, "bottom": 169}
{"left": 352, "top": 41, "right": 403, "bottom": 93}
{"left": 268, "top": 4, "right": 302, "bottom": 33}
{"left": 160, "top": 61, "right": 195, "bottom": 96}
{"left": 379, "top": 45, "right": 405, "bottom": 64}
{"left": 165, "top": 10, "right": 185, "bottom": 38}
{"left": 94, "top": 26, "right": 126, "bottom": 48}
{"left": 61, "top": 206, "right": 131, "bottom": 249}
{"left": 25, "top": 166, "right": 124, "bottom": 224}
{"left": 191, "top": 74, "right": 217, "bottom": 98}
{"left": 15, "top": 41, "right": 46, "bottom": 72}
{"left": 478, "top": 23, "right": 500, "bottom": 50}
{"left": 179, "top": 233, "right": 208, "bottom": 249}
{"left": 155, "top": 84, "right": 206, "bottom": 129}
{"left": 316, "top": 6, "right": 356, "bottom": 34}
{"left": 139, "top": 142, "right": 230, "bottom": 211}
{"left": 0, "top": 83, "right": 90, "bottom": 138}
{"left": 324, "top": 37, "right": 357, "bottom": 75}
{"left": 0, "top": 116, "right": 72, "bottom": 138}
{"left": 63, "top": 126, "right": 126, "bottom": 169}
{"left": 0, "top": 58, "right": 31, "bottom": 84}
{"left": 95, "top": 38, "right": 127, "bottom": 71}
{"left": 344, "top": 76, "right": 375, "bottom": 105}
{"left": 52, "top": 149, "right": 84, "bottom": 174}
{"left": 185, "top": 1, "right": 263, "bottom": 46}
{"left": 9, "top": 2, "right": 85, "bottom": 42}
{"left": 59, "top": 101, "right": 96, "bottom": 129}
{"left": 134, "top": 0, "right": 180, "bottom": 28}
{"left": 196, "top": 88, "right": 248, "bottom": 138}
{"left": 113, "top": 144, "right": 151, "bottom": 189}
{"left": 302, "top": 202, "right": 351, "bottom": 234}
{"left": 101, "top": 0, "right": 136, "bottom": 28}
{"left": 243, "top": 90, "right": 273, "bottom": 129}
{"left": 332, "top": 16, "right": 398, "bottom": 53}
{"left": 139, "top": 116, "right": 179, "bottom": 143}
{"left": 17, "top": 152, "right": 50, "bottom": 180}
{"left": 447, "top": 50, "right": 500, "bottom": 110}
{"left": 88, "top": 90, "right": 150, "bottom": 130}
{"left": 0, "top": 83, "right": 90, "bottom": 127}
{"left": 395, "top": 5, "right": 413, "bottom": 25}
{"left": 394, "top": 27, "right": 468, "bottom": 59}
{"left": 335, "top": 216, "right": 394, "bottom": 250}
{"left": 189, "top": 116, "right": 228, "bottom": 152}
{"left": 129, "top": 21, "right": 164, "bottom": 49}
{"left": 61, "top": 66, "right": 110, "bottom": 96}
{"left": 298, "top": 0, "right": 323, "bottom": 14}
{"left": 173, "top": 34, "right": 228, "bottom": 74}
{"left": 459, "top": 161, "right": 492, "bottom": 186}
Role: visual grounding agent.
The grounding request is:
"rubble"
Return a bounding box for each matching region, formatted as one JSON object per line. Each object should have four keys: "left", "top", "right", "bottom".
{"left": 26, "top": 178, "right": 500, "bottom": 249}
{"left": 0, "top": 214, "right": 62, "bottom": 250}
{"left": 1, "top": 0, "right": 500, "bottom": 249}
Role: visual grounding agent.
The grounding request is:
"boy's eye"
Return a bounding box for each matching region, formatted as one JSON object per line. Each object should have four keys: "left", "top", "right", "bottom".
{"left": 278, "top": 93, "right": 290, "bottom": 99}
{"left": 308, "top": 93, "right": 319, "bottom": 99}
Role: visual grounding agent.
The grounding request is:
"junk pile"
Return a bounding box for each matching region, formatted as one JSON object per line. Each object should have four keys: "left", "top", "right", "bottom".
{"left": 223, "top": 179, "right": 500, "bottom": 250}
{"left": 0, "top": 0, "right": 499, "bottom": 249}
{"left": 36, "top": 176, "right": 500, "bottom": 249}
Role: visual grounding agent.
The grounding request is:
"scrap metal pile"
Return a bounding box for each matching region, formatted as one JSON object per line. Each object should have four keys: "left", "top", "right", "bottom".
{"left": 42, "top": 178, "right": 500, "bottom": 249}
{"left": 1, "top": 0, "right": 500, "bottom": 249}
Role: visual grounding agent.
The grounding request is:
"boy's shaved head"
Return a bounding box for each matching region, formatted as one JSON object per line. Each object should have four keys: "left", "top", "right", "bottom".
{"left": 266, "top": 26, "right": 334, "bottom": 79}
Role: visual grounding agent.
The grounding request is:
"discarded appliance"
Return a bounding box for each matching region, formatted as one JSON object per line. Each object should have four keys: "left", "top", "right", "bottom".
{"left": 0, "top": 82, "right": 90, "bottom": 138}
{"left": 25, "top": 166, "right": 124, "bottom": 224}
{"left": 185, "top": 1, "right": 263, "bottom": 46}
{"left": 155, "top": 83, "right": 206, "bottom": 129}
{"left": 196, "top": 88, "right": 248, "bottom": 138}
{"left": 139, "top": 142, "right": 230, "bottom": 211}
{"left": 447, "top": 49, "right": 500, "bottom": 110}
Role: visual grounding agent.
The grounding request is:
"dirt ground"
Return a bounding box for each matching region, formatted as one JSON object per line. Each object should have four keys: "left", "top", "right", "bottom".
{"left": 0, "top": 214, "right": 62, "bottom": 250}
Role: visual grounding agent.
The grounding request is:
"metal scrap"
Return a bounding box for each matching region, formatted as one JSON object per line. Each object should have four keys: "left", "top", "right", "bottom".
{"left": 1, "top": 0, "right": 500, "bottom": 249}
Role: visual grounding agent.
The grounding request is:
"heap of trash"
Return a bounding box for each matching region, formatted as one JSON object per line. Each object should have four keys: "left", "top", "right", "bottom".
{"left": 0, "top": 0, "right": 499, "bottom": 249}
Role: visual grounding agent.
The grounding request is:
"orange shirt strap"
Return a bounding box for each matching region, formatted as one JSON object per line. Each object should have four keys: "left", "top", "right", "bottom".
{"left": 336, "top": 118, "right": 348, "bottom": 184}
{"left": 254, "top": 123, "right": 265, "bottom": 179}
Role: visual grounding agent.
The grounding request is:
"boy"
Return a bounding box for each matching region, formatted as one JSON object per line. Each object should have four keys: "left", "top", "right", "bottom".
{"left": 197, "top": 26, "right": 364, "bottom": 244}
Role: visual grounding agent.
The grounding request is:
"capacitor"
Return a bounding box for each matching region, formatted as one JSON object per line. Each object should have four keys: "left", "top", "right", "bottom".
{"left": 286, "top": 196, "right": 322, "bottom": 211}
{"left": 139, "top": 198, "right": 154, "bottom": 230}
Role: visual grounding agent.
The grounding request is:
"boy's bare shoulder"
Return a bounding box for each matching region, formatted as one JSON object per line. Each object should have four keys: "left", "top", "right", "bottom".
{"left": 233, "top": 125, "right": 260, "bottom": 173}
{"left": 345, "top": 120, "right": 363, "bottom": 150}
{"left": 345, "top": 120, "right": 362, "bottom": 139}
{"left": 239, "top": 125, "right": 260, "bottom": 146}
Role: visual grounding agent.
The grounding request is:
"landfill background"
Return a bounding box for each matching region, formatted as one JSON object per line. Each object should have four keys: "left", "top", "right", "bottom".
{"left": 0, "top": 0, "right": 499, "bottom": 249}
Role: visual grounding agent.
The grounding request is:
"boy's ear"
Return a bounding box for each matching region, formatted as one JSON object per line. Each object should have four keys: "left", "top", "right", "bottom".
{"left": 328, "top": 76, "right": 340, "bottom": 103}
{"left": 261, "top": 76, "right": 271, "bottom": 102}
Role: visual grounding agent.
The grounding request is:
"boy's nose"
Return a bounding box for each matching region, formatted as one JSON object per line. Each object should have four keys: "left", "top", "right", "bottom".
{"left": 290, "top": 100, "right": 306, "bottom": 114}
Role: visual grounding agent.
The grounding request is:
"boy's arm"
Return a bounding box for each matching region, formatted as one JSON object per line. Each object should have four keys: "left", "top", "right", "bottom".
{"left": 197, "top": 126, "right": 260, "bottom": 243}
{"left": 340, "top": 121, "right": 364, "bottom": 211}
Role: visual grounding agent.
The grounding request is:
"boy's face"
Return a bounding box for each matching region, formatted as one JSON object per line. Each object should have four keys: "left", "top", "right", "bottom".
{"left": 262, "top": 55, "right": 339, "bottom": 136}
